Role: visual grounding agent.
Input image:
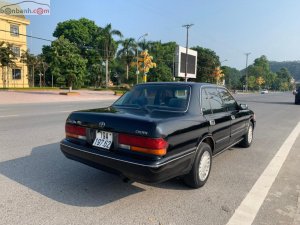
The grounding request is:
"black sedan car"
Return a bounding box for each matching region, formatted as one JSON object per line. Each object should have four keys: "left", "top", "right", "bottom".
{"left": 60, "top": 82, "right": 255, "bottom": 188}
{"left": 294, "top": 87, "right": 300, "bottom": 104}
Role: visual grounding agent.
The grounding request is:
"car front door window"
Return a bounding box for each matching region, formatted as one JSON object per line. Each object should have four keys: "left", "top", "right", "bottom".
{"left": 206, "top": 88, "right": 226, "bottom": 113}
{"left": 218, "top": 88, "right": 238, "bottom": 111}
{"left": 201, "top": 89, "right": 212, "bottom": 115}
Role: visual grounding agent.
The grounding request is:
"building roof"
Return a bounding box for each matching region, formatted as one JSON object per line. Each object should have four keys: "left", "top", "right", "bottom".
{"left": 0, "top": 14, "right": 30, "bottom": 24}
{"left": 0, "top": 1, "right": 29, "bottom": 23}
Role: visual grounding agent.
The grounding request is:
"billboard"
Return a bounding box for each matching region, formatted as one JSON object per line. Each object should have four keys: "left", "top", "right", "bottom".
{"left": 174, "top": 46, "right": 197, "bottom": 79}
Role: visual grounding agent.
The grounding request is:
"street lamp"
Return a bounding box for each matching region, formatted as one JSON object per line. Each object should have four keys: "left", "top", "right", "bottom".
{"left": 182, "top": 24, "right": 194, "bottom": 82}
{"left": 245, "top": 53, "right": 251, "bottom": 91}
{"left": 136, "top": 33, "right": 148, "bottom": 84}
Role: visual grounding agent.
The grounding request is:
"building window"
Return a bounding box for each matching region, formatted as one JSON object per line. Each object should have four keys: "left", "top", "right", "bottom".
{"left": 12, "top": 69, "right": 21, "bottom": 80}
{"left": 10, "top": 24, "right": 19, "bottom": 36}
{"left": 12, "top": 46, "right": 20, "bottom": 57}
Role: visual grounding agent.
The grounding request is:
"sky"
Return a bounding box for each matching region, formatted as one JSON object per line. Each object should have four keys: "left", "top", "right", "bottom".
{"left": 24, "top": 0, "right": 300, "bottom": 69}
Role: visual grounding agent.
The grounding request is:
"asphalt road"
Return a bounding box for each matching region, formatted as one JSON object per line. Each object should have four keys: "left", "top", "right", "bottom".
{"left": 0, "top": 93, "right": 299, "bottom": 225}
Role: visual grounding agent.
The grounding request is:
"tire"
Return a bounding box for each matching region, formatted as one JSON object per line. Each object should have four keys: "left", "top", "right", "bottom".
{"left": 295, "top": 98, "right": 300, "bottom": 105}
{"left": 183, "top": 142, "right": 212, "bottom": 188}
{"left": 239, "top": 122, "right": 254, "bottom": 148}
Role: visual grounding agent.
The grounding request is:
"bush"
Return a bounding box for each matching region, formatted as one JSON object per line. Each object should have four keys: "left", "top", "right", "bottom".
{"left": 114, "top": 90, "right": 127, "bottom": 96}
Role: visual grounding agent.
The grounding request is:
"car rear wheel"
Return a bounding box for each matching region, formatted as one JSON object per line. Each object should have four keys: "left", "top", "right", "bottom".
{"left": 183, "top": 142, "right": 212, "bottom": 188}
{"left": 239, "top": 122, "right": 254, "bottom": 148}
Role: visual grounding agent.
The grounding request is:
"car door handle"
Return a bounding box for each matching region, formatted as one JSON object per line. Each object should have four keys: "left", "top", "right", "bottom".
{"left": 209, "top": 120, "right": 215, "bottom": 126}
{"left": 231, "top": 115, "right": 235, "bottom": 120}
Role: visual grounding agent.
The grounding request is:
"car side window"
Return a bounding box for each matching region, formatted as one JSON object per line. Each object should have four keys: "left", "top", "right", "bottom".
{"left": 206, "top": 87, "right": 226, "bottom": 114}
{"left": 218, "top": 88, "right": 238, "bottom": 111}
{"left": 201, "top": 88, "right": 212, "bottom": 115}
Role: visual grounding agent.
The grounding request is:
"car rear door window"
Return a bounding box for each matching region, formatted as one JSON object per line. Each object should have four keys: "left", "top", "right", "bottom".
{"left": 206, "top": 87, "right": 226, "bottom": 114}
{"left": 218, "top": 88, "right": 238, "bottom": 111}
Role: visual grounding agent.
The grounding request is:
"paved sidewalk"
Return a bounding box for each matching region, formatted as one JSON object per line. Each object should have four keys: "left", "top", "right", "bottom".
{"left": 0, "top": 90, "right": 119, "bottom": 105}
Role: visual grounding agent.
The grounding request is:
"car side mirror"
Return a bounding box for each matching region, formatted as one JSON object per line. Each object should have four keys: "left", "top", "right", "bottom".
{"left": 239, "top": 103, "right": 248, "bottom": 110}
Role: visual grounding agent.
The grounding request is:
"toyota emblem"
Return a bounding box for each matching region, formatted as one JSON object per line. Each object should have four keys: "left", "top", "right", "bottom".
{"left": 99, "top": 122, "right": 105, "bottom": 128}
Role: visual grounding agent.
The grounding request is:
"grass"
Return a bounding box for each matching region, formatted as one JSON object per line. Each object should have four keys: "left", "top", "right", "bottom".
{"left": 114, "top": 90, "right": 127, "bottom": 96}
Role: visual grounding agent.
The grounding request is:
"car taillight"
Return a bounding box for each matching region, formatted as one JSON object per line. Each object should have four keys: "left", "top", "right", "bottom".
{"left": 65, "top": 124, "right": 86, "bottom": 140}
{"left": 118, "top": 134, "right": 168, "bottom": 156}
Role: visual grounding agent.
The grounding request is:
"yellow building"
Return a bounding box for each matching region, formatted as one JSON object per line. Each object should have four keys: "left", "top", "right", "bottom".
{"left": 0, "top": 14, "right": 30, "bottom": 88}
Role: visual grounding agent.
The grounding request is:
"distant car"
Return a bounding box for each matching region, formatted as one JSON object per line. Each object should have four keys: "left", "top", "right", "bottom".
{"left": 60, "top": 82, "right": 256, "bottom": 188}
{"left": 261, "top": 90, "right": 269, "bottom": 94}
{"left": 294, "top": 88, "right": 300, "bottom": 104}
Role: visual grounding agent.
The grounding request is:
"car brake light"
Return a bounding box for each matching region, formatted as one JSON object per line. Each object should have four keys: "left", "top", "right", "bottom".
{"left": 65, "top": 124, "right": 86, "bottom": 140}
{"left": 118, "top": 134, "right": 168, "bottom": 156}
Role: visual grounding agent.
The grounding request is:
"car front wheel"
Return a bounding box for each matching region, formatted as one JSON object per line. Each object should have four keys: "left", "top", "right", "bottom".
{"left": 183, "top": 142, "right": 212, "bottom": 188}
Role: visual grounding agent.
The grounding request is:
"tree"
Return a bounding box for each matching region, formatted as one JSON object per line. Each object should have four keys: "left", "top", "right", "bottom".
{"left": 100, "top": 24, "right": 123, "bottom": 87}
{"left": 256, "top": 76, "right": 265, "bottom": 87}
{"left": 0, "top": 42, "right": 16, "bottom": 88}
{"left": 148, "top": 63, "right": 172, "bottom": 82}
{"left": 270, "top": 61, "right": 300, "bottom": 82}
{"left": 147, "top": 41, "right": 177, "bottom": 82}
{"left": 276, "top": 67, "right": 292, "bottom": 82}
{"left": 191, "top": 46, "right": 220, "bottom": 82}
{"left": 36, "top": 54, "right": 49, "bottom": 87}
{"left": 117, "top": 38, "right": 136, "bottom": 80}
{"left": 53, "top": 18, "right": 99, "bottom": 48}
{"left": 53, "top": 18, "right": 103, "bottom": 87}
{"left": 246, "top": 56, "right": 294, "bottom": 91}
{"left": 50, "top": 36, "right": 87, "bottom": 90}
{"left": 211, "top": 67, "right": 224, "bottom": 85}
{"left": 20, "top": 50, "right": 38, "bottom": 87}
{"left": 247, "top": 55, "right": 273, "bottom": 88}
{"left": 247, "top": 76, "right": 257, "bottom": 90}
{"left": 139, "top": 50, "right": 156, "bottom": 82}
{"left": 40, "top": 45, "right": 56, "bottom": 87}
{"left": 274, "top": 67, "right": 293, "bottom": 91}
{"left": 221, "top": 66, "right": 242, "bottom": 90}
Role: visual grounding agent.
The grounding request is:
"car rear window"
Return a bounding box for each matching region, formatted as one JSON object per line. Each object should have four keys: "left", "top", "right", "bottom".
{"left": 113, "top": 85, "right": 190, "bottom": 112}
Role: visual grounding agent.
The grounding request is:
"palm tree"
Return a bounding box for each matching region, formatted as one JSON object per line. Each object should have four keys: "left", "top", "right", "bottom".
{"left": 117, "top": 38, "right": 135, "bottom": 80}
{"left": 138, "top": 39, "right": 153, "bottom": 52}
{"left": 0, "top": 42, "right": 16, "bottom": 88}
{"left": 99, "top": 24, "right": 123, "bottom": 87}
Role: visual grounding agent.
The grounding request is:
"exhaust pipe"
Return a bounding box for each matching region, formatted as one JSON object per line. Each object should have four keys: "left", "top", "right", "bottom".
{"left": 120, "top": 175, "right": 132, "bottom": 184}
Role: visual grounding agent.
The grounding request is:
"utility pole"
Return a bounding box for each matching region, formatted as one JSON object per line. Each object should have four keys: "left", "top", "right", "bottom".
{"left": 182, "top": 24, "right": 194, "bottom": 82}
{"left": 245, "top": 52, "right": 251, "bottom": 91}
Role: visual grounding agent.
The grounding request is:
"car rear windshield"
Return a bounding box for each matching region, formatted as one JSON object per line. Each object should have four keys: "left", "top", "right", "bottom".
{"left": 113, "top": 84, "right": 191, "bottom": 112}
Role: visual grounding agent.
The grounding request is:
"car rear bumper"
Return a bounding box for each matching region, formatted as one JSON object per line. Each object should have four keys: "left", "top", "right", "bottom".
{"left": 295, "top": 95, "right": 300, "bottom": 104}
{"left": 60, "top": 139, "right": 196, "bottom": 183}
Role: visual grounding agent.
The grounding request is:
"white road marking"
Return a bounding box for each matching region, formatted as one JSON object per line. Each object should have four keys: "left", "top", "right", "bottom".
{"left": 227, "top": 122, "right": 300, "bottom": 225}
{"left": 0, "top": 114, "right": 19, "bottom": 118}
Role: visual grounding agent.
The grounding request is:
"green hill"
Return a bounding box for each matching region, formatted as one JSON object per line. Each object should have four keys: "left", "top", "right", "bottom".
{"left": 270, "top": 61, "right": 300, "bottom": 81}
